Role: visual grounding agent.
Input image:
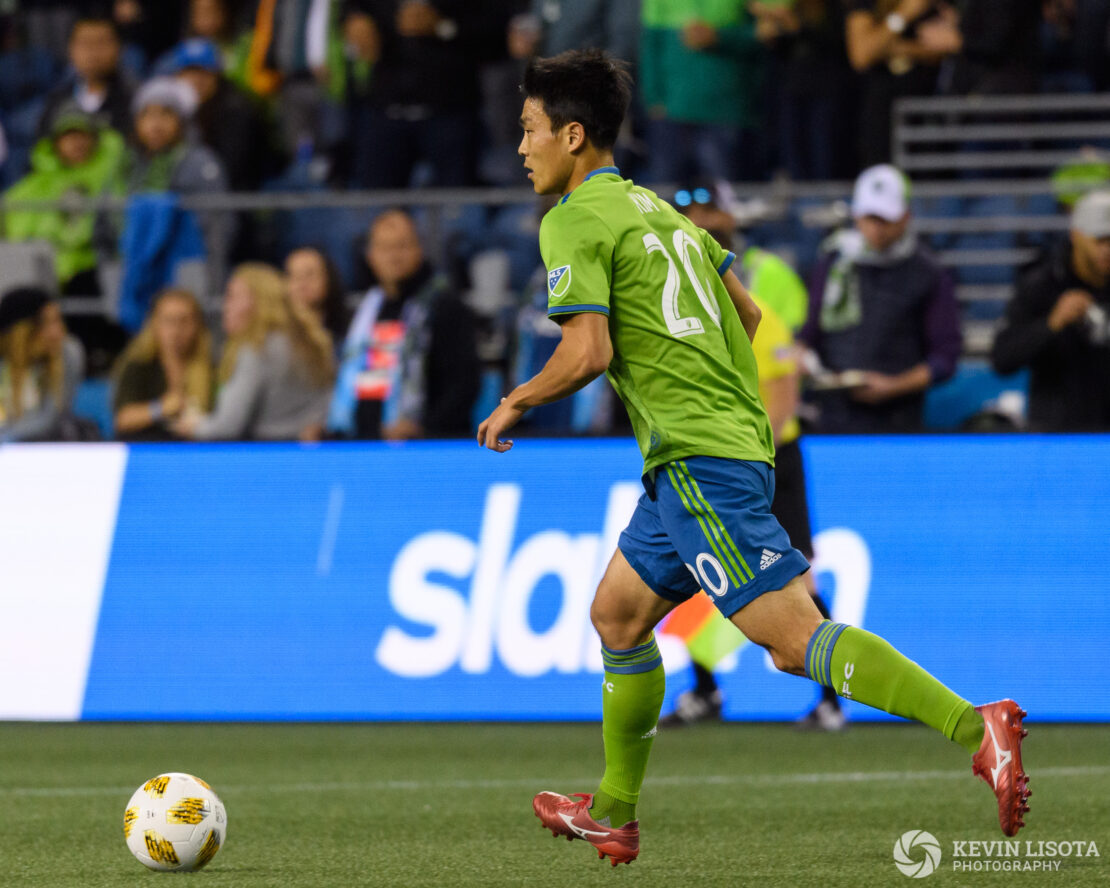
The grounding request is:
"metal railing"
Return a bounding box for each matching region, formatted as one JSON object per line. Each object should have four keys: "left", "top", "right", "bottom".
{"left": 892, "top": 92, "right": 1110, "bottom": 175}
{"left": 0, "top": 176, "right": 1079, "bottom": 357}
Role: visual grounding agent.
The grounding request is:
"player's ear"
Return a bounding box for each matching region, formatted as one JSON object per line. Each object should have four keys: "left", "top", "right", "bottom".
{"left": 565, "top": 121, "right": 586, "bottom": 154}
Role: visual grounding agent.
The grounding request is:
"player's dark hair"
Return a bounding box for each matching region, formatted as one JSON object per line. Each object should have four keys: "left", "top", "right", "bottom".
{"left": 521, "top": 49, "right": 632, "bottom": 151}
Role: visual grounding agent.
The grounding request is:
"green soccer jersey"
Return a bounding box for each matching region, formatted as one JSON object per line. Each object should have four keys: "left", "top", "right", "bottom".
{"left": 539, "top": 167, "right": 775, "bottom": 476}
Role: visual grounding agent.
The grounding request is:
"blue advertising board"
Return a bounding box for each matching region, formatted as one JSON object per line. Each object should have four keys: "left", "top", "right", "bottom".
{"left": 61, "top": 436, "right": 1109, "bottom": 722}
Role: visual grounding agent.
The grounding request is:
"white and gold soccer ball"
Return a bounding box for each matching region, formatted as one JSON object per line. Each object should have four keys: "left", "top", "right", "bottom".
{"left": 123, "top": 772, "right": 228, "bottom": 872}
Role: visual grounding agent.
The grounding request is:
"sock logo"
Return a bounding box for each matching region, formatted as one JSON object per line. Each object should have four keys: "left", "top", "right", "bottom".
{"left": 603, "top": 680, "right": 614, "bottom": 694}
{"left": 841, "top": 661, "right": 855, "bottom": 699}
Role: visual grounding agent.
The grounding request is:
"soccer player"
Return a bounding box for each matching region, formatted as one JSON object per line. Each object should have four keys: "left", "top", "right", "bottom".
{"left": 477, "top": 50, "right": 1029, "bottom": 867}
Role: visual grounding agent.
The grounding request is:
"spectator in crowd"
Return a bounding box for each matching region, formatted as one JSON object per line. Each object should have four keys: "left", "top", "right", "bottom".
{"left": 112, "top": 75, "right": 231, "bottom": 307}
{"left": 800, "top": 164, "right": 961, "bottom": 432}
{"left": 1072, "top": 0, "right": 1110, "bottom": 92}
{"left": 122, "top": 76, "right": 226, "bottom": 197}
{"left": 342, "top": 1, "right": 509, "bottom": 188}
{"left": 330, "top": 208, "right": 481, "bottom": 440}
{"left": 0, "top": 13, "right": 63, "bottom": 187}
{"left": 751, "top": 0, "right": 857, "bottom": 181}
{"left": 843, "top": 0, "right": 961, "bottom": 167}
{"left": 0, "top": 286, "right": 86, "bottom": 442}
{"left": 504, "top": 2, "right": 643, "bottom": 176}
{"left": 945, "top": 0, "right": 1040, "bottom": 95}
{"left": 152, "top": 0, "right": 253, "bottom": 89}
{"left": 640, "top": 0, "right": 765, "bottom": 183}
{"left": 112, "top": 287, "right": 213, "bottom": 441}
{"left": 167, "top": 38, "right": 267, "bottom": 190}
{"left": 482, "top": 5, "right": 539, "bottom": 184}
{"left": 661, "top": 186, "right": 844, "bottom": 731}
{"left": 243, "top": 0, "right": 348, "bottom": 162}
{"left": 514, "top": 0, "right": 640, "bottom": 63}
{"left": 1042, "top": 0, "right": 1110, "bottom": 92}
{"left": 3, "top": 103, "right": 125, "bottom": 296}
{"left": 1040, "top": 0, "right": 1078, "bottom": 89}
{"left": 175, "top": 263, "right": 335, "bottom": 441}
{"left": 183, "top": 0, "right": 252, "bottom": 89}
{"left": 990, "top": 189, "right": 1110, "bottom": 430}
{"left": 285, "top": 245, "right": 352, "bottom": 346}
{"left": 110, "top": 0, "right": 190, "bottom": 72}
{"left": 39, "top": 15, "right": 137, "bottom": 140}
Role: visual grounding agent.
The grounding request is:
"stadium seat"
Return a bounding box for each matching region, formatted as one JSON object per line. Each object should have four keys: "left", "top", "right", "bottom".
{"left": 912, "top": 194, "right": 966, "bottom": 251}
{"left": 0, "top": 240, "right": 57, "bottom": 293}
{"left": 948, "top": 195, "right": 1020, "bottom": 286}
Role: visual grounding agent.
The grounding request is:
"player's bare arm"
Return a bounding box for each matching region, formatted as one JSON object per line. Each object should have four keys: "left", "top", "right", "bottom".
{"left": 477, "top": 312, "right": 612, "bottom": 452}
{"left": 722, "top": 268, "right": 761, "bottom": 342}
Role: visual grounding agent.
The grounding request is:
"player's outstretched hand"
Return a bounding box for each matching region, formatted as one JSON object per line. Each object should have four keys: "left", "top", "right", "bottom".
{"left": 477, "top": 398, "right": 525, "bottom": 453}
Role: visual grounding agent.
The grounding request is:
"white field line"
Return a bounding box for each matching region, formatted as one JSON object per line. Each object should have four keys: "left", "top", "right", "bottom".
{"left": 2, "top": 765, "right": 1107, "bottom": 799}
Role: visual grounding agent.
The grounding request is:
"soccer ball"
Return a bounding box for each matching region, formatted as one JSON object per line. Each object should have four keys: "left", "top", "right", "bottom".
{"left": 123, "top": 772, "right": 228, "bottom": 871}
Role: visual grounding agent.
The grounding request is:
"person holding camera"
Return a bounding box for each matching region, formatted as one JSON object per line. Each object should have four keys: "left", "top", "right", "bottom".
{"left": 991, "top": 189, "right": 1110, "bottom": 431}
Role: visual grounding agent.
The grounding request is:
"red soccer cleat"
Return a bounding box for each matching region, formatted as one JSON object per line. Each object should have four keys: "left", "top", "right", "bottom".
{"left": 532, "top": 791, "right": 639, "bottom": 866}
{"left": 972, "top": 700, "right": 1031, "bottom": 836}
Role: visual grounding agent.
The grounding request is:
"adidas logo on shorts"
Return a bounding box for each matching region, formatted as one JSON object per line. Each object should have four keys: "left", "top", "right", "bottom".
{"left": 759, "top": 549, "right": 781, "bottom": 570}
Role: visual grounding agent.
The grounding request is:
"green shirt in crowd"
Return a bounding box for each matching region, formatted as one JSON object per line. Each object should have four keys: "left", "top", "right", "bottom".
{"left": 3, "top": 128, "right": 125, "bottom": 286}
{"left": 640, "top": 0, "right": 762, "bottom": 127}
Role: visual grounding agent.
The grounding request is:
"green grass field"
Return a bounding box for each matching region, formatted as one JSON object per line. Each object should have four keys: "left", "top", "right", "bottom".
{"left": 2, "top": 722, "right": 1107, "bottom": 887}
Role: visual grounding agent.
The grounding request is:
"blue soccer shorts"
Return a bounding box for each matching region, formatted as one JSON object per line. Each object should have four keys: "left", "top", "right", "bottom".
{"left": 618, "top": 455, "right": 810, "bottom": 618}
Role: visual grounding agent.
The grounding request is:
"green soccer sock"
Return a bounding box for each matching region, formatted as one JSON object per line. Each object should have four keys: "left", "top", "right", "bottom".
{"left": 805, "top": 621, "right": 985, "bottom": 755}
{"left": 951, "top": 706, "right": 987, "bottom": 755}
{"left": 590, "top": 635, "right": 666, "bottom": 827}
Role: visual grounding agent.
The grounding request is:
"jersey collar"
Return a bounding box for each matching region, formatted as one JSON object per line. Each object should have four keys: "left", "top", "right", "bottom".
{"left": 560, "top": 166, "right": 621, "bottom": 204}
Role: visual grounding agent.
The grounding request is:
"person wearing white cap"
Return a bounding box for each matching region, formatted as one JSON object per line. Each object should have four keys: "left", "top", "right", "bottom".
{"left": 798, "top": 163, "right": 962, "bottom": 433}
{"left": 991, "top": 189, "right": 1110, "bottom": 430}
{"left": 849, "top": 162, "right": 911, "bottom": 245}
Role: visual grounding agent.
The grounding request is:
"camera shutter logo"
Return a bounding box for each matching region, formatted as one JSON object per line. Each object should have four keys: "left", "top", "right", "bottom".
{"left": 893, "top": 830, "right": 942, "bottom": 878}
